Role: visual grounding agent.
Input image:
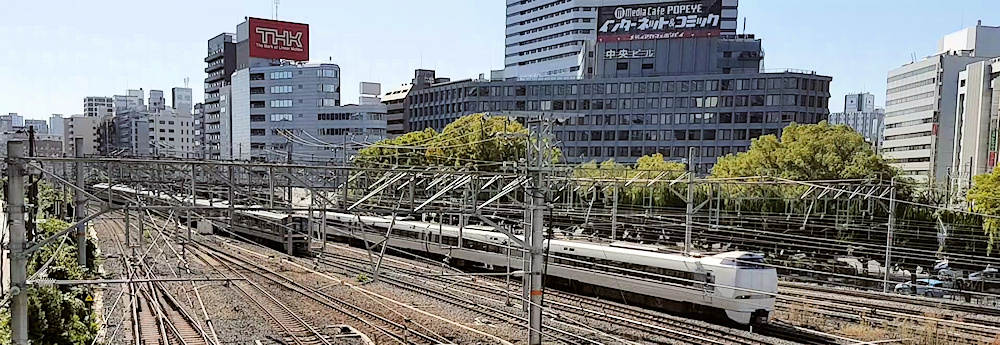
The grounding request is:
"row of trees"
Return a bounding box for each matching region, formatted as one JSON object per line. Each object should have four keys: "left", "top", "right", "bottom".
{"left": 0, "top": 181, "right": 98, "bottom": 345}
{"left": 363, "top": 113, "right": 995, "bottom": 257}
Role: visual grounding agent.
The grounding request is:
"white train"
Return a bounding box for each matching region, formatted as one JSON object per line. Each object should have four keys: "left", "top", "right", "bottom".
{"left": 310, "top": 212, "right": 777, "bottom": 325}
{"left": 93, "top": 183, "right": 777, "bottom": 324}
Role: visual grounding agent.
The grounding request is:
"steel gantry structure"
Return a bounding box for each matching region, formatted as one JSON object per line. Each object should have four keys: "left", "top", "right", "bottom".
{"left": 6, "top": 135, "right": 950, "bottom": 345}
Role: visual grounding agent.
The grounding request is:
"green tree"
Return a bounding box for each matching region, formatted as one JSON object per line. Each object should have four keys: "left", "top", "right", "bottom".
{"left": 0, "top": 218, "right": 98, "bottom": 345}
{"left": 968, "top": 168, "right": 1000, "bottom": 254}
{"left": 358, "top": 113, "right": 560, "bottom": 170}
{"left": 711, "top": 122, "right": 897, "bottom": 181}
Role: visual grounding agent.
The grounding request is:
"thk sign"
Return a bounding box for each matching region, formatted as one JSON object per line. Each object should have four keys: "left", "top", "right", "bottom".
{"left": 248, "top": 18, "right": 309, "bottom": 61}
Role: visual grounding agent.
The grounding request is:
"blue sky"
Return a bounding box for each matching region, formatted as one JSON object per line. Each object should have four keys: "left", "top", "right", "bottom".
{"left": 1, "top": 0, "right": 998, "bottom": 120}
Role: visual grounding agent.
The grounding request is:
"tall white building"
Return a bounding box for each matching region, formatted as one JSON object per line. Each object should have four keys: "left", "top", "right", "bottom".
{"left": 503, "top": 0, "right": 739, "bottom": 79}
{"left": 49, "top": 114, "right": 64, "bottom": 138}
{"left": 883, "top": 23, "right": 1000, "bottom": 183}
{"left": 829, "top": 93, "right": 885, "bottom": 148}
{"left": 84, "top": 96, "right": 114, "bottom": 117}
{"left": 63, "top": 115, "right": 101, "bottom": 156}
{"left": 952, "top": 57, "right": 1000, "bottom": 189}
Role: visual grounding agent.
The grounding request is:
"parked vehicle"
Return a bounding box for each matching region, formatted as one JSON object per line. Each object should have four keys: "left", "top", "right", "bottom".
{"left": 894, "top": 279, "right": 947, "bottom": 297}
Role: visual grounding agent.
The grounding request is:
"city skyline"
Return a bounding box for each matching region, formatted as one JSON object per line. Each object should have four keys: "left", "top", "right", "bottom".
{"left": 1, "top": 0, "right": 997, "bottom": 119}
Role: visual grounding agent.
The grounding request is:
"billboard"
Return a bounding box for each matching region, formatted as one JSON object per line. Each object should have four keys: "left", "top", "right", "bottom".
{"left": 597, "top": 0, "right": 723, "bottom": 42}
{"left": 248, "top": 17, "right": 309, "bottom": 61}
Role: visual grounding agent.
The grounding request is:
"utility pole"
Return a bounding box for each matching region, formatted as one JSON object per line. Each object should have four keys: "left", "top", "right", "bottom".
{"left": 7, "top": 140, "right": 29, "bottom": 345}
{"left": 26, "top": 127, "right": 37, "bottom": 242}
{"left": 526, "top": 114, "right": 547, "bottom": 345}
{"left": 883, "top": 178, "right": 897, "bottom": 293}
{"left": 685, "top": 147, "right": 696, "bottom": 255}
{"left": 75, "top": 137, "right": 87, "bottom": 267}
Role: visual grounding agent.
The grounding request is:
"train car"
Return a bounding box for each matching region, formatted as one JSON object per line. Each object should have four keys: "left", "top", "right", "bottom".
{"left": 93, "top": 183, "right": 309, "bottom": 254}
{"left": 310, "top": 211, "right": 777, "bottom": 325}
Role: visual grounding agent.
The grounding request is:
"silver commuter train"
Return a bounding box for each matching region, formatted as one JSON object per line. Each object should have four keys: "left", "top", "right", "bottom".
{"left": 310, "top": 212, "right": 777, "bottom": 324}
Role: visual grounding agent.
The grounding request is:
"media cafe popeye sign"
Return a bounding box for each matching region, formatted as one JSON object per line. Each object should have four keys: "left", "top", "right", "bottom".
{"left": 597, "top": 0, "right": 722, "bottom": 42}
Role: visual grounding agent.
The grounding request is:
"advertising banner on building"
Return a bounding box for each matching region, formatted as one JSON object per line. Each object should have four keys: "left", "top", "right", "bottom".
{"left": 597, "top": 0, "right": 722, "bottom": 42}
{"left": 248, "top": 18, "right": 309, "bottom": 61}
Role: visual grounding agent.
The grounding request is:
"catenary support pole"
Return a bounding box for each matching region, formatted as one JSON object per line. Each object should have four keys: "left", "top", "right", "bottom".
{"left": 884, "top": 178, "right": 897, "bottom": 293}
{"left": 685, "top": 147, "right": 696, "bottom": 255}
{"left": 75, "top": 137, "right": 87, "bottom": 267}
{"left": 8, "top": 140, "right": 29, "bottom": 345}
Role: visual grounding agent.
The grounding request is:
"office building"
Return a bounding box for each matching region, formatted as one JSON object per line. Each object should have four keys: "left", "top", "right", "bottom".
{"left": 229, "top": 63, "right": 386, "bottom": 163}
{"left": 84, "top": 96, "right": 114, "bottom": 117}
{"left": 149, "top": 90, "right": 166, "bottom": 111}
{"left": 406, "top": 1, "right": 828, "bottom": 169}
{"left": 204, "top": 32, "right": 238, "bottom": 159}
{"left": 504, "top": 0, "right": 739, "bottom": 79}
{"left": 382, "top": 69, "right": 445, "bottom": 135}
{"left": 883, "top": 23, "right": 1000, "bottom": 182}
{"left": 952, "top": 57, "right": 1000, "bottom": 187}
{"left": 173, "top": 87, "right": 194, "bottom": 116}
{"left": 49, "top": 114, "right": 64, "bottom": 138}
{"left": 114, "top": 107, "right": 195, "bottom": 158}
{"left": 0, "top": 132, "right": 63, "bottom": 157}
{"left": 114, "top": 90, "right": 145, "bottom": 111}
{"left": 204, "top": 17, "right": 387, "bottom": 163}
{"left": 24, "top": 119, "right": 48, "bottom": 134}
{"left": 6, "top": 113, "right": 24, "bottom": 128}
{"left": 829, "top": 93, "right": 885, "bottom": 147}
{"left": 63, "top": 115, "right": 101, "bottom": 156}
{"left": 193, "top": 103, "right": 204, "bottom": 158}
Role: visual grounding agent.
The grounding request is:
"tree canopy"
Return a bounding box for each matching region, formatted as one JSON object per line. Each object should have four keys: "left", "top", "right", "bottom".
{"left": 357, "top": 113, "right": 560, "bottom": 170}
{"left": 710, "top": 122, "right": 897, "bottom": 181}
{"left": 968, "top": 168, "right": 1000, "bottom": 254}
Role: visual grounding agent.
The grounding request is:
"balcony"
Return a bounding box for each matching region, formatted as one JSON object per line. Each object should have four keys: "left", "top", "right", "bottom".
{"left": 205, "top": 62, "right": 225, "bottom": 73}
{"left": 205, "top": 51, "right": 223, "bottom": 62}
{"left": 205, "top": 73, "right": 224, "bottom": 83}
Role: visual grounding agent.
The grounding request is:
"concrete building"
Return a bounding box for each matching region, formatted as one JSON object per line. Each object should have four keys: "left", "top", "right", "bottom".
{"left": 7, "top": 113, "right": 24, "bottom": 128}
{"left": 49, "top": 114, "right": 64, "bottom": 138}
{"left": 408, "top": 71, "right": 830, "bottom": 169}
{"left": 405, "top": 0, "right": 827, "bottom": 169}
{"left": 84, "top": 96, "right": 114, "bottom": 117}
{"left": 114, "top": 90, "right": 145, "bottom": 111}
{"left": 952, "top": 57, "right": 1000, "bottom": 188}
{"left": 829, "top": 93, "right": 885, "bottom": 147}
{"left": 193, "top": 103, "right": 204, "bottom": 157}
{"left": 173, "top": 87, "right": 194, "bottom": 116}
{"left": 229, "top": 63, "right": 386, "bottom": 163}
{"left": 24, "top": 119, "right": 48, "bottom": 134}
{"left": 0, "top": 132, "right": 63, "bottom": 157}
{"left": 382, "top": 69, "right": 445, "bottom": 135}
{"left": 504, "top": 0, "right": 739, "bottom": 79}
{"left": 204, "top": 18, "right": 387, "bottom": 163}
{"left": 883, "top": 23, "right": 1000, "bottom": 183}
{"left": 114, "top": 107, "right": 195, "bottom": 158}
{"left": 63, "top": 115, "right": 101, "bottom": 156}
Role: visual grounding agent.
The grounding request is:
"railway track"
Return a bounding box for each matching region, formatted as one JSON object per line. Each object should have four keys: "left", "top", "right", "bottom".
{"left": 781, "top": 281, "right": 1000, "bottom": 317}
{"left": 315, "top": 243, "right": 806, "bottom": 345}
{"left": 779, "top": 285, "right": 1000, "bottom": 343}
{"left": 193, "top": 242, "right": 444, "bottom": 345}
{"left": 97, "top": 213, "right": 215, "bottom": 345}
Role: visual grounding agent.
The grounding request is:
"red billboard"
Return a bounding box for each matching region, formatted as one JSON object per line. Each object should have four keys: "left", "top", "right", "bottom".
{"left": 248, "top": 17, "right": 309, "bottom": 61}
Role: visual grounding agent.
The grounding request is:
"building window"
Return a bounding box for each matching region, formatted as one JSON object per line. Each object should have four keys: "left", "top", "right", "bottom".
{"left": 270, "top": 85, "right": 293, "bottom": 93}
{"left": 270, "top": 71, "right": 293, "bottom": 80}
{"left": 318, "top": 69, "right": 338, "bottom": 78}
{"left": 270, "top": 100, "right": 293, "bottom": 108}
{"left": 617, "top": 62, "right": 628, "bottom": 71}
{"left": 250, "top": 129, "right": 266, "bottom": 136}
{"left": 319, "top": 84, "right": 338, "bottom": 93}
{"left": 319, "top": 99, "right": 340, "bottom": 107}
{"left": 270, "top": 114, "right": 293, "bottom": 122}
